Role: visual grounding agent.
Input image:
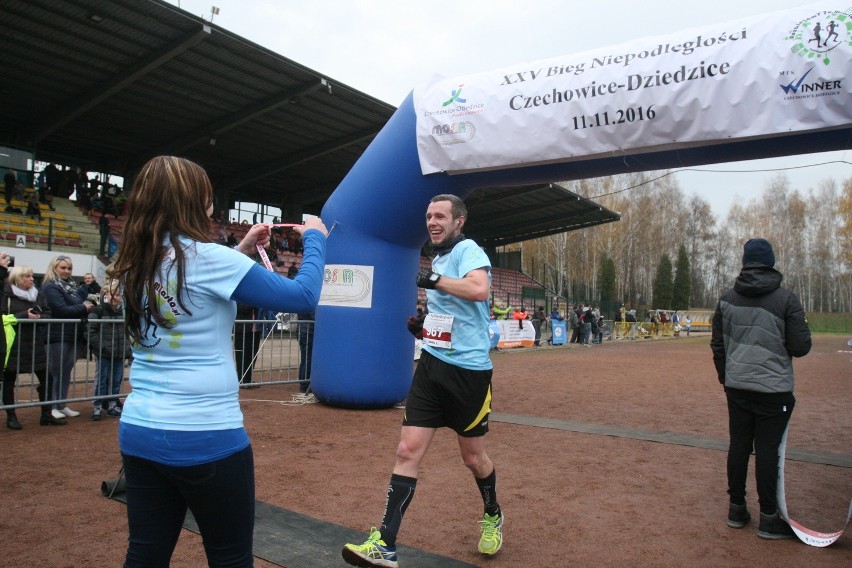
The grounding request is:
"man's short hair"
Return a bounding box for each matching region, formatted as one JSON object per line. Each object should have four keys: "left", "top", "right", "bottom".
{"left": 430, "top": 194, "right": 467, "bottom": 220}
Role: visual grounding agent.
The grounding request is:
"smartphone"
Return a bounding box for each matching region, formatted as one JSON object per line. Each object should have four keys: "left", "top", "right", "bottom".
{"left": 31, "top": 306, "right": 41, "bottom": 314}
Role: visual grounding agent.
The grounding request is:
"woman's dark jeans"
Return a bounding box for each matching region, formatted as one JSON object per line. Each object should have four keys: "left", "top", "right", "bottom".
{"left": 122, "top": 445, "right": 255, "bottom": 567}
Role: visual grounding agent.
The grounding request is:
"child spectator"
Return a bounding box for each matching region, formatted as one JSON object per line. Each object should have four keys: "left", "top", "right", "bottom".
{"left": 513, "top": 306, "right": 528, "bottom": 330}
{"left": 87, "top": 280, "right": 131, "bottom": 420}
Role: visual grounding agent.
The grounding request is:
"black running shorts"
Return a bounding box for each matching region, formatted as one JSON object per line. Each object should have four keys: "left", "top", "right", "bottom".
{"left": 403, "top": 350, "right": 493, "bottom": 437}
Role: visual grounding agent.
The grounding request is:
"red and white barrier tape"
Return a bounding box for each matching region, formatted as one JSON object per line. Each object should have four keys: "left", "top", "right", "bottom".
{"left": 777, "top": 427, "right": 852, "bottom": 547}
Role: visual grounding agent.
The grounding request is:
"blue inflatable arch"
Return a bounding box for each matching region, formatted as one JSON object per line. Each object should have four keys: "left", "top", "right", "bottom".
{"left": 312, "top": 92, "right": 851, "bottom": 408}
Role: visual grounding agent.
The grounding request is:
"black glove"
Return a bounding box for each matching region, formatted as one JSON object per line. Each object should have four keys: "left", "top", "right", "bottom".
{"left": 407, "top": 316, "right": 424, "bottom": 338}
{"left": 416, "top": 268, "right": 441, "bottom": 289}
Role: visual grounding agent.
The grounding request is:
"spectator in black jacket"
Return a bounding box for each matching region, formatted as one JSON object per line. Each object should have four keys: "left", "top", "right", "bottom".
{"left": 568, "top": 305, "right": 581, "bottom": 344}
{"left": 3, "top": 265, "right": 60, "bottom": 428}
{"left": 0, "top": 253, "right": 13, "bottom": 425}
{"left": 5, "top": 169, "right": 17, "bottom": 204}
{"left": 711, "top": 238, "right": 811, "bottom": 540}
{"left": 581, "top": 305, "right": 593, "bottom": 346}
{"left": 78, "top": 272, "right": 102, "bottom": 301}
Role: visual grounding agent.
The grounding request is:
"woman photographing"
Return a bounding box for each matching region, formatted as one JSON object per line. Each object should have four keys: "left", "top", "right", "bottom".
{"left": 110, "top": 156, "right": 327, "bottom": 567}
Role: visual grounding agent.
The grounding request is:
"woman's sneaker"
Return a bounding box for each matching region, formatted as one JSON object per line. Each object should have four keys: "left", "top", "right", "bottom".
{"left": 342, "top": 528, "right": 398, "bottom": 567}
{"left": 91, "top": 408, "right": 103, "bottom": 421}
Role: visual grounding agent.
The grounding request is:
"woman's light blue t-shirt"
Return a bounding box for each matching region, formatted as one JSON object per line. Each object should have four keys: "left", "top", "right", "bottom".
{"left": 120, "top": 238, "right": 256, "bottom": 465}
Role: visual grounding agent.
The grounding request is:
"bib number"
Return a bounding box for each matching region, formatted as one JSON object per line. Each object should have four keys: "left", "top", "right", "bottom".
{"left": 422, "top": 313, "right": 454, "bottom": 349}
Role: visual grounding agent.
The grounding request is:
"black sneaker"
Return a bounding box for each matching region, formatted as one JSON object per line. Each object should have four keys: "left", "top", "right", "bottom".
{"left": 91, "top": 408, "right": 103, "bottom": 421}
{"left": 106, "top": 407, "right": 122, "bottom": 417}
{"left": 727, "top": 502, "right": 751, "bottom": 528}
{"left": 757, "top": 512, "right": 795, "bottom": 540}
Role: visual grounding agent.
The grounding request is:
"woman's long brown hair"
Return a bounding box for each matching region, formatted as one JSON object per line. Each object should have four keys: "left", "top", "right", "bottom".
{"left": 110, "top": 156, "right": 214, "bottom": 343}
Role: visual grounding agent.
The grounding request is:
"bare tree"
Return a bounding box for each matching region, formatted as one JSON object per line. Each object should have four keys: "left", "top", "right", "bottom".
{"left": 512, "top": 171, "right": 851, "bottom": 314}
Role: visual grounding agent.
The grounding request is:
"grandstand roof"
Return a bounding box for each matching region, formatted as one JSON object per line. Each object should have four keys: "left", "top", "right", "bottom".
{"left": 1, "top": 0, "right": 619, "bottom": 246}
{"left": 463, "top": 183, "right": 619, "bottom": 248}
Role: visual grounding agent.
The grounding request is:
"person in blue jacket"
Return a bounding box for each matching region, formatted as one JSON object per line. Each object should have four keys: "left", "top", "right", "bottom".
{"left": 110, "top": 156, "right": 327, "bottom": 567}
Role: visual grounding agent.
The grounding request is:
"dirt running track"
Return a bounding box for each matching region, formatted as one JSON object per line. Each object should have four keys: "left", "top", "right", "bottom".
{"left": 1, "top": 334, "right": 850, "bottom": 567}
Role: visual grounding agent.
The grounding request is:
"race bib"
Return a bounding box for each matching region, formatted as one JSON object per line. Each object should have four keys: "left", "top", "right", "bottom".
{"left": 422, "top": 313, "right": 454, "bottom": 349}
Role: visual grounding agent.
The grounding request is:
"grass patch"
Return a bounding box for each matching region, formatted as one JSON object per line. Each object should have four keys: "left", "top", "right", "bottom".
{"left": 806, "top": 312, "right": 852, "bottom": 334}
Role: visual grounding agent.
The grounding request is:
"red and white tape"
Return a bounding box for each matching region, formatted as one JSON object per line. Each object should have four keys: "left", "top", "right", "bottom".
{"left": 777, "top": 427, "right": 852, "bottom": 547}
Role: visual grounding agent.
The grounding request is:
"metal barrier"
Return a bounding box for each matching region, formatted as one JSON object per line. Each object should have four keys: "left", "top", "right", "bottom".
{"left": 610, "top": 321, "right": 690, "bottom": 339}
{"left": 0, "top": 318, "right": 306, "bottom": 413}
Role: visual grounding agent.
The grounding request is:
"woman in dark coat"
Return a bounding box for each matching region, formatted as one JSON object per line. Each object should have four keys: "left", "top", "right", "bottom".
{"left": 41, "top": 255, "right": 95, "bottom": 419}
{"left": 3, "top": 266, "right": 64, "bottom": 427}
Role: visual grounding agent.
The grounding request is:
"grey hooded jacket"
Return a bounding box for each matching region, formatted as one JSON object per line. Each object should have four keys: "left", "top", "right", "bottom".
{"left": 710, "top": 264, "right": 811, "bottom": 395}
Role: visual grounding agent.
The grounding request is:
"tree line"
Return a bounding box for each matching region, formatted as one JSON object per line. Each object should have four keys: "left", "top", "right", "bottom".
{"left": 518, "top": 171, "right": 852, "bottom": 315}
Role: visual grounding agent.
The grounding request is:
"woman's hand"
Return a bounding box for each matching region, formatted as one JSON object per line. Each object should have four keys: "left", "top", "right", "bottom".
{"left": 27, "top": 308, "right": 41, "bottom": 319}
{"left": 235, "top": 224, "right": 271, "bottom": 255}
{"left": 294, "top": 215, "right": 328, "bottom": 238}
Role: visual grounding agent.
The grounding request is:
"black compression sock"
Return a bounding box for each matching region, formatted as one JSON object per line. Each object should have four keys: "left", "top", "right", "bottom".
{"left": 475, "top": 468, "right": 500, "bottom": 517}
{"left": 379, "top": 474, "right": 417, "bottom": 547}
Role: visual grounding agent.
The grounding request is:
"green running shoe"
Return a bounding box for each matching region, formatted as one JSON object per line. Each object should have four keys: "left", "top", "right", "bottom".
{"left": 478, "top": 512, "right": 504, "bottom": 555}
{"left": 342, "top": 527, "right": 399, "bottom": 567}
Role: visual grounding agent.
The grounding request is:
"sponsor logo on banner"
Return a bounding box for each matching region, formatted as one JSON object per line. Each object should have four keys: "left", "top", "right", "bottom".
{"left": 779, "top": 12, "right": 847, "bottom": 103}
{"left": 442, "top": 84, "right": 467, "bottom": 106}
{"left": 319, "top": 264, "right": 373, "bottom": 308}
{"left": 433, "top": 120, "right": 477, "bottom": 145}
{"left": 777, "top": 67, "right": 843, "bottom": 101}
{"left": 785, "top": 8, "right": 848, "bottom": 65}
{"left": 421, "top": 83, "right": 486, "bottom": 146}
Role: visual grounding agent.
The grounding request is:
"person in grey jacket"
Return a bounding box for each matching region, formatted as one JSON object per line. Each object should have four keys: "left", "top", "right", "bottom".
{"left": 711, "top": 238, "right": 811, "bottom": 540}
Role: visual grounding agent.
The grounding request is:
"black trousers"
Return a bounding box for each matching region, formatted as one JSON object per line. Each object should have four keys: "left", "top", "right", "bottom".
{"left": 726, "top": 392, "right": 795, "bottom": 514}
{"left": 569, "top": 326, "right": 581, "bottom": 343}
{"left": 3, "top": 367, "right": 51, "bottom": 413}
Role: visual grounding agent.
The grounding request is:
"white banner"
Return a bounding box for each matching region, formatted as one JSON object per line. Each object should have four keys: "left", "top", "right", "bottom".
{"left": 496, "top": 320, "right": 536, "bottom": 348}
{"left": 414, "top": 2, "right": 852, "bottom": 175}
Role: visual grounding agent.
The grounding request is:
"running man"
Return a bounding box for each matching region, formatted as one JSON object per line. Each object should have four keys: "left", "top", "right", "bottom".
{"left": 342, "top": 194, "right": 503, "bottom": 567}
